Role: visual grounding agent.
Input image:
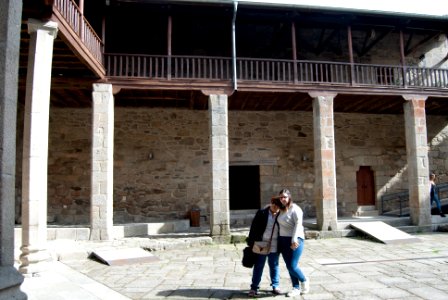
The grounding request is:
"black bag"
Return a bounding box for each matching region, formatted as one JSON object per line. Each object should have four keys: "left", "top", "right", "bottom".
{"left": 242, "top": 246, "right": 256, "bottom": 268}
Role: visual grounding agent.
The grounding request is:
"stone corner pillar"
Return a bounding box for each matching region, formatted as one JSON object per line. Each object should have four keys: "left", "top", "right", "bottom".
{"left": 90, "top": 83, "right": 114, "bottom": 240}
{"left": 0, "top": 0, "right": 26, "bottom": 298}
{"left": 310, "top": 92, "right": 338, "bottom": 231}
{"left": 19, "top": 17, "right": 58, "bottom": 275}
{"left": 403, "top": 95, "right": 431, "bottom": 226}
{"left": 208, "top": 94, "right": 230, "bottom": 237}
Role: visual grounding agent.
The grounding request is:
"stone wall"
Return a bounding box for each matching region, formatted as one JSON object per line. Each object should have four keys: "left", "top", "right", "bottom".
{"left": 14, "top": 106, "right": 448, "bottom": 225}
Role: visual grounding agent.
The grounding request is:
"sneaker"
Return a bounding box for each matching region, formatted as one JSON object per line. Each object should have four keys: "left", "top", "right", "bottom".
{"left": 286, "top": 288, "right": 301, "bottom": 297}
{"left": 301, "top": 277, "right": 310, "bottom": 294}
{"left": 248, "top": 290, "right": 258, "bottom": 297}
{"left": 272, "top": 288, "right": 282, "bottom": 295}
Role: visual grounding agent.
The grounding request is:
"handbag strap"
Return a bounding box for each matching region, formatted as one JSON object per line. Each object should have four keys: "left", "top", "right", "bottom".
{"left": 267, "top": 213, "right": 279, "bottom": 243}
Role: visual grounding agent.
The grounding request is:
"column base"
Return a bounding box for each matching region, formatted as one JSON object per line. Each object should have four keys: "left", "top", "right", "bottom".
{"left": 18, "top": 245, "right": 53, "bottom": 275}
{"left": 210, "top": 223, "right": 230, "bottom": 237}
{"left": 211, "top": 235, "right": 232, "bottom": 244}
{"left": 0, "top": 266, "right": 26, "bottom": 300}
{"left": 318, "top": 219, "right": 339, "bottom": 231}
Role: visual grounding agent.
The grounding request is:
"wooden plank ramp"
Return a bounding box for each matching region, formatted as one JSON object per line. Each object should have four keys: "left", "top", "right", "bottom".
{"left": 90, "top": 248, "right": 160, "bottom": 266}
{"left": 350, "top": 221, "right": 421, "bottom": 244}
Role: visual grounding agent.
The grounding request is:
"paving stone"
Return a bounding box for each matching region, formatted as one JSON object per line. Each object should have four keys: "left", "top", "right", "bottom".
{"left": 19, "top": 232, "right": 448, "bottom": 300}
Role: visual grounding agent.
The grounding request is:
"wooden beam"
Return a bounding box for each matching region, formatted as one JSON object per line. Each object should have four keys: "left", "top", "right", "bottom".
{"left": 358, "top": 28, "right": 393, "bottom": 57}
{"left": 404, "top": 32, "right": 441, "bottom": 56}
{"left": 315, "top": 28, "right": 338, "bottom": 55}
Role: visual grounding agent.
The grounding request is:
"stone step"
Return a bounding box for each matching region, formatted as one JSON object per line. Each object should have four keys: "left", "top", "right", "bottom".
{"left": 357, "top": 205, "right": 377, "bottom": 211}
{"left": 356, "top": 206, "right": 379, "bottom": 217}
{"left": 357, "top": 210, "right": 379, "bottom": 217}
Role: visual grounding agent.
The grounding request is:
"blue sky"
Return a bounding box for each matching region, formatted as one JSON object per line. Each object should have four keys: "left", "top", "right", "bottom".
{"left": 239, "top": 0, "right": 448, "bottom": 17}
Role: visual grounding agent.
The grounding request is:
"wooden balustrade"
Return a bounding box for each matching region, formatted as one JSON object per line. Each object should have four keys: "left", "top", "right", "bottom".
{"left": 104, "top": 53, "right": 448, "bottom": 90}
{"left": 237, "top": 58, "right": 293, "bottom": 81}
{"left": 54, "top": 0, "right": 103, "bottom": 64}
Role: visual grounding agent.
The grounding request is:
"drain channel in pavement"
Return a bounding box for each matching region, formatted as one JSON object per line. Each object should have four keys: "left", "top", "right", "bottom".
{"left": 320, "top": 255, "right": 448, "bottom": 266}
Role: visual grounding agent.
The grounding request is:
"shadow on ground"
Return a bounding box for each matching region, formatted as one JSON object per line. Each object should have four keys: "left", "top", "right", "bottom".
{"left": 157, "top": 288, "right": 280, "bottom": 299}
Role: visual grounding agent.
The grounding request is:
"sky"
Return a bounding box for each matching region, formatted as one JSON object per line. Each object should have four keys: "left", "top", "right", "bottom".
{"left": 239, "top": 0, "right": 448, "bottom": 17}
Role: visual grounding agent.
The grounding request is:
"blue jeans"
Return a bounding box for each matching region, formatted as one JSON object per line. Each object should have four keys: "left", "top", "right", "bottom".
{"left": 278, "top": 236, "right": 306, "bottom": 288}
{"left": 251, "top": 252, "right": 280, "bottom": 290}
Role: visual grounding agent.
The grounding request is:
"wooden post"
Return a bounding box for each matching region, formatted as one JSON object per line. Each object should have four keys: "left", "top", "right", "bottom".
{"left": 347, "top": 25, "right": 355, "bottom": 85}
{"left": 167, "top": 16, "right": 172, "bottom": 80}
{"left": 102, "top": 16, "right": 106, "bottom": 64}
{"left": 291, "top": 21, "right": 298, "bottom": 83}
{"left": 79, "top": 0, "right": 84, "bottom": 42}
{"left": 400, "top": 30, "right": 407, "bottom": 87}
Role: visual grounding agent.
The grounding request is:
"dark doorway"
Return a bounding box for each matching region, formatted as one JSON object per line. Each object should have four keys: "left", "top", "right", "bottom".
{"left": 357, "top": 166, "right": 375, "bottom": 206}
{"left": 229, "top": 166, "right": 260, "bottom": 210}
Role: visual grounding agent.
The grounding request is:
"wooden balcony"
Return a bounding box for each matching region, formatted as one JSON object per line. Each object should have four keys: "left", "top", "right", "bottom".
{"left": 19, "top": 1, "right": 448, "bottom": 112}
{"left": 104, "top": 53, "right": 448, "bottom": 96}
{"left": 42, "top": 0, "right": 448, "bottom": 98}
{"left": 51, "top": 0, "right": 104, "bottom": 77}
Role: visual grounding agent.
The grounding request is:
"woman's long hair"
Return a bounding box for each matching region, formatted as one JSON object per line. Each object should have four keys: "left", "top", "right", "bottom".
{"left": 278, "top": 188, "right": 293, "bottom": 210}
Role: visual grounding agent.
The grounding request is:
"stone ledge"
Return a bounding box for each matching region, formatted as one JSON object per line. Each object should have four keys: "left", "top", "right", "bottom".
{"left": 14, "top": 220, "right": 191, "bottom": 244}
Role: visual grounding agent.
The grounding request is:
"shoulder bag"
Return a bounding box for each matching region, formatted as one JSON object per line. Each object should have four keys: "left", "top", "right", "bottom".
{"left": 252, "top": 213, "right": 278, "bottom": 255}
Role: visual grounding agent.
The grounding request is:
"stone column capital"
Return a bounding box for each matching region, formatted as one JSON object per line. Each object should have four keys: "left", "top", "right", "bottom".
{"left": 201, "top": 88, "right": 234, "bottom": 96}
{"left": 27, "top": 18, "right": 58, "bottom": 39}
{"left": 308, "top": 92, "right": 337, "bottom": 99}
{"left": 402, "top": 94, "right": 428, "bottom": 101}
{"left": 93, "top": 83, "right": 113, "bottom": 93}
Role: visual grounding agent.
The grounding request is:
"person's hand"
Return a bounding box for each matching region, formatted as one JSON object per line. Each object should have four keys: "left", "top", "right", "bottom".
{"left": 290, "top": 242, "right": 299, "bottom": 250}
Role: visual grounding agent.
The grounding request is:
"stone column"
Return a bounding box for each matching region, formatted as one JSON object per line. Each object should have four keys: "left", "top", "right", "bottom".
{"left": 310, "top": 92, "right": 338, "bottom": 231}
{"left": 0, "top": 0, "right": 26, "bottom": 298}
{"left": 403, "top": 95, "right": 431, "bottom": 226}
{"left": 19, "top": 19, "right": 58, "bottom": 275}
{"left": 208, "top": 94, "right": 230, "bottom": 240}
{"left": 90, "top": 83, "right": 114, "bottom": 240}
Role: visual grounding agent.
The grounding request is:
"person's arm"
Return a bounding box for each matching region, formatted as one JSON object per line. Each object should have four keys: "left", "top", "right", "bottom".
{"left": 247, "top": 209, "right": 265, "bottom": 246}
{"left": 290, "top": 205, "right": 302, "bottom": 246}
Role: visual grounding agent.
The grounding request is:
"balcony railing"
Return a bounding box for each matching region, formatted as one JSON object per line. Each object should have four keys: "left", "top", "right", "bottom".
{"left": 104, "top": 53, "right": 448, "bottom": 89}
{"left": 54, "top": 0, "right": 103, "bottom": 64}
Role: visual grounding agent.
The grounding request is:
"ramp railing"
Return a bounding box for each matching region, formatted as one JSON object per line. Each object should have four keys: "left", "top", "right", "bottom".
{"left": 381, "top": 182, "right": 448, "bottom": 216}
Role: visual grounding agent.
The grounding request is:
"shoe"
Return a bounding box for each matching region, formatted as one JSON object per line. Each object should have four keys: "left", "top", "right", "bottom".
{"left": 272, "top": 288, "right": 282, "bottom": 295}
{"left": 286, "top": 288, "right": 301, "bottom": 297}
{"left": 301, "top": 277, "right": 310, "bottom": 294}
{"left": 248, "top": 290, "right": 258, "bottom": 297}
{"left": 440, "top": 213, "right": 446, "bottom": 217}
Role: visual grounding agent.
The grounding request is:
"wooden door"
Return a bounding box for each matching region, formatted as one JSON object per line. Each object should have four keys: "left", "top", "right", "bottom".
{"left": 357, "top": 166, "right": 375, "bottom": 205}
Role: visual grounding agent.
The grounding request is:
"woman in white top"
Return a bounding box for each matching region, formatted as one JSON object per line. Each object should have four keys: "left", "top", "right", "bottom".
{"left": 276, "top": 189, "right": 310, "bottom": 297}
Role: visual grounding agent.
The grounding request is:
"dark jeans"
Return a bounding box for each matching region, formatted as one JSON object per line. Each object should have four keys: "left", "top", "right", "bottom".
{"left": 431, "top": 194, "right": 443, "bottom": 213}
{"left": 251, "top": 252, "right": 280, "bottom": 290}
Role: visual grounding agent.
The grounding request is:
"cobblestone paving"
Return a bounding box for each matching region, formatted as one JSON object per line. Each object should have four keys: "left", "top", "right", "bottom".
{"left": 60, "top": 233, "right": 448, "bottom": 299}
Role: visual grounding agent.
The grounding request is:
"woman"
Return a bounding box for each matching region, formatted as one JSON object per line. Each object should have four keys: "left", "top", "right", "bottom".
{"left": 246, "top": 197, "right": 282, "bottom": 297}
{"left": 430, "top": 173, "right": 446, "bottom": 217}
{"left": 276, "top": 188, "right": 310, "bottom": 297}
